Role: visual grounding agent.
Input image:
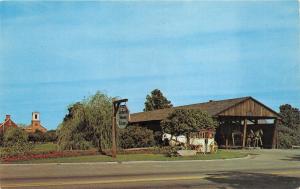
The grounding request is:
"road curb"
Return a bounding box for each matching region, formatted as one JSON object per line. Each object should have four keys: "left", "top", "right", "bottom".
{"left": 0, "top": 155, "right": 252, "bottom": 166}
{"left": 122, "top": 154, "right": 252, "bottom": 164}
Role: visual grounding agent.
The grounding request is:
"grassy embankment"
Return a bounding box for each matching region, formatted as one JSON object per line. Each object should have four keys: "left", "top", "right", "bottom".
{"left": 13, "top": 143, "right": 248, "bottom": 163}
{"left": 32, "top": 142, "right": 58, "bottom": 153}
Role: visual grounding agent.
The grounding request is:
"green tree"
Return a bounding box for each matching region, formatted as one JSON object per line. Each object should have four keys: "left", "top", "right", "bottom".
{"left": 28, "top": 130, "right": 45, "bottom": 143}
{"left": 161, "top": 109, "right": 218, "bottom": 147}
{"left": 119, "top": 126, "right": 155, "bottom": 149}
{"left": 2, "top": 127, "right": 32, "bottom": 156}
{"left": 278, "top": 104, "right": 300, "bottom": 148}
{"left": 4, "top": 127, "right": 28, "bottom": 147}
{"left": 84, "top": 92, "right": 113, "bottom": 151}
{"left": 45, "top": 130, "right": 57, "bottom": 143}
{"left": 57, "top": 91, "right": 112, "bottom": 151}
{"left": 144, "top": 89, "right": 173, "bottom": 111}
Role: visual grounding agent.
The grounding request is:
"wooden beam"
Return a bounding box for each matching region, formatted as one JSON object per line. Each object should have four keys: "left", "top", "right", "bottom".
{"left": 272, "top": 119, "right": 278, "bottom": 149}
{"left": 242, "top": 118, "right": 247, "bottom": 148}
{"left": 248, "top": 119, "right": 256, "bottom": 124}
{"left": 248, "top": 119, "right": 253, "bottom": 124}
{"left": 226, "top": 138, "right": 228, "bottom": 149}
{"left": 237, "top": 120, "right": 242, "bottom": 125}
{"left": 232, "top": 120, "right": 242, "bottom": 125}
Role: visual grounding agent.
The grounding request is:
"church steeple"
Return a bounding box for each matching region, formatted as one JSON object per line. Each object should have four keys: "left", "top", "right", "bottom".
{"left": 25, "top": 112, "right": 47, "bottom": 133}
{"left": 31, "top": 112, "right": 41, "bottom": 130}
{"left": 32, "top": 112, "right": 40, "bottom": 121}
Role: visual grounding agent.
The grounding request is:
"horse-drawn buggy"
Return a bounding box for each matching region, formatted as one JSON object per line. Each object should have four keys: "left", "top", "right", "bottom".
{"left": 162, "top": 129, "right": 217, "bottom": 153}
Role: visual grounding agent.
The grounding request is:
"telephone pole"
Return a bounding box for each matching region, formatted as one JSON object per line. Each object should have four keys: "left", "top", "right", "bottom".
{"left": 112, "top": 98, "right": 128, "bottom": 158}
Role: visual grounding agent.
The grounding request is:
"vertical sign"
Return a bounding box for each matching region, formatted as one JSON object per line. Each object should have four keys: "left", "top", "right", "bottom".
{"left": 117, "top": 104, "right": 129, "bottom": 128}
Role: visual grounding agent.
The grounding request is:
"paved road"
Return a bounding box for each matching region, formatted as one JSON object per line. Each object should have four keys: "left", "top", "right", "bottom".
{"left": 0, "top": 150, "right": 300, "bottom": 189}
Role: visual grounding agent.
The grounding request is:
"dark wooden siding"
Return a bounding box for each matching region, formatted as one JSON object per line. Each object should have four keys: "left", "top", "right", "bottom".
{"left": 130, "top": 120, "right": 162, "bottom": 132}
{"left": 218, "top": 99, "right": 278, "bottom": 118}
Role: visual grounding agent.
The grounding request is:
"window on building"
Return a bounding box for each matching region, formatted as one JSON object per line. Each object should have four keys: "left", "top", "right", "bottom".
{"left": 35, "top": 114, "right": 38, "bottom": 119}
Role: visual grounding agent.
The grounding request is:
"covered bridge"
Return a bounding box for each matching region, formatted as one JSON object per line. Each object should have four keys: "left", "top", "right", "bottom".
{"left": 129, "top": 97, "right": 281, "bottom": 149}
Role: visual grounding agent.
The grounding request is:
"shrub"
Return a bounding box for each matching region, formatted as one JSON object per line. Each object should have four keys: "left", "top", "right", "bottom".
{"left": 28, "top": 130, "right": 45, "bottom": 143}
{"left": 2, "top": 127, "right": 32, "bottom": 157}
{"left": 277, "top": 104, "right": 300, "bottom": 149}
{"left": 57, "top": 133, "right": 93, "bottom": 151}
{"left": 153, "top": 131, "right": 163, "bottom": 146}
{"left": 45, "top": 130, "right": 57, "bottom": 143}
{"left": 4, "top": 127, "right": 28, "bottom": 147}
{"left": 119, "top": 126, "right": 155, "bottom": 149}
{"left": 166, "top": 146, "right": 183, "bottom": 157}
{"left": 278, "top": 132, "right": 294, "bottom": 149}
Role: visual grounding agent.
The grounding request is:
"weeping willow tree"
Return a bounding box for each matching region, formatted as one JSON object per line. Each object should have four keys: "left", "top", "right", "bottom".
{"left": 57, "top": 91, "right": 112, "bottom": 152}
{"left": 84, "top": 92, "right": 112, "bottom": 151}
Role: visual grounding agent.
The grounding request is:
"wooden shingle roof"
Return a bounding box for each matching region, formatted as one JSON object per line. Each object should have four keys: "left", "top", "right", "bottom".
{"left": 130, "top": 96, "right": 251, "bottom": 123}
{"left": 130, "top": 96, "right": 281, "bottom": 123}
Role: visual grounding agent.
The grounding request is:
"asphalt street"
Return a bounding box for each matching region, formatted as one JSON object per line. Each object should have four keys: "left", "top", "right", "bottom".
{"left": 0, "top": 149, "right": 300, "bottom": 189}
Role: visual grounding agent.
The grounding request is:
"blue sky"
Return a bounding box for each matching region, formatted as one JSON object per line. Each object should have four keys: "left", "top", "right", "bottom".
{"left": 0, "top": 1, "right": 299, "bottom": 130}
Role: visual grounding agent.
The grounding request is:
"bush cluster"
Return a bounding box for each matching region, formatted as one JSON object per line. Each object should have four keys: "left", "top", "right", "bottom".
{"left": 118, "top": 126, "right": 155, "bottom": 149}
{"left": 1, "top": 127, "right": 33, "bottom": 157}
{"left": 277, "top": 104, "right": 300, "bottom": 149}
{"left": 28, "top": 130, "right": 57, "bottom": 143}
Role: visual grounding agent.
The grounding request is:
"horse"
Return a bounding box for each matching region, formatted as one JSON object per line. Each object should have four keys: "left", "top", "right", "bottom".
{"left": 253, "top": 129, "right": 263, "bottom": 147}
{"left": 162, "top": 133, "right": 205, "bottom": 150}
{"left": 162, "top": 133, "right": 186, "bottom": 147}
{"left": 246, "top": 129, "right": 255, "bottom": 147}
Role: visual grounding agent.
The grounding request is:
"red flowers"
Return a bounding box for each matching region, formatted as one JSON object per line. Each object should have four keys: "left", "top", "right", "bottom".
{"left": 1, "top": 150, "right": 97, "bottom": 163}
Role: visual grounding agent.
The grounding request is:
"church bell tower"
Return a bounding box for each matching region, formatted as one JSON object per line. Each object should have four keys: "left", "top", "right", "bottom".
{"left": 31, "top": 112, "right": 41, "bottom": 129}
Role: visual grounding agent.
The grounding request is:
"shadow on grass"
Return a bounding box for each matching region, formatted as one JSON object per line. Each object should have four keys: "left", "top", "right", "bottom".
{"left": 205, "top": 171, "right": 300, "bottom": 189}
{"left": 281, "top": 155, "right": 300, "bottom": 161}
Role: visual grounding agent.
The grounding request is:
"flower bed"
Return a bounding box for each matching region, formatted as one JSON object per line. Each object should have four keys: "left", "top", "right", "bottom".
{"left": 1, "top": 150, "right": 98, "bottom": 163}
{"left": 1, "top": 147, "right": 173, "bottom": 163}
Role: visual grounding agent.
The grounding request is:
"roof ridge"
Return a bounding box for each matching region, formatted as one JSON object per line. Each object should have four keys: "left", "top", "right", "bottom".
{"left": 131, "top": 106, "right": 174, "bottom": 115}
{"left": 0, "top": 119, "right": 9, "bottom": 128}
{"left": 129, "top": 96, "right": 280, "bottom": 123}
{"left": 131, "top": 96, "right": 251, "bottom": 115}
{"left": 174, "top": 96, "right": 251, "bottom": 109}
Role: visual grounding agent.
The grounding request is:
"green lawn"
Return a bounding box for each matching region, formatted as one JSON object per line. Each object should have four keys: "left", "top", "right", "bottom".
{"left": 0, "top": 143, "right": 57, "bottom": 157}
{"left": 16, "top": 150, "right": 248, "bottom": 164}
{"left": 32, "top": 143, "right": 58, "bottom": 153}
{"left": 1, "top": 143, "right": 248, "bottom": 164}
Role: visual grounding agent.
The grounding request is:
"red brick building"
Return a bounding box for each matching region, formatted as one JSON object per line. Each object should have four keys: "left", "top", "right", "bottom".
{"left": 0, "top": 115, "right": 18, "bottom": 133}
{"left": 24, "top": 112, "right": 47, "bottom": 133}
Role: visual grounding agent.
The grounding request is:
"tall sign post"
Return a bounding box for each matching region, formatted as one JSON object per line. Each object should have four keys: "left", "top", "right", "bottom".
{"left": 112, "top": 98, "right": 128, "bottom": 158}
{"left": 117, "top": 105, "right": 130, "bottom": 129}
